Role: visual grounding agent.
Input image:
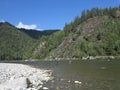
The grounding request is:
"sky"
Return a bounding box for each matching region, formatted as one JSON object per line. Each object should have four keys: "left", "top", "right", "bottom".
{"left": 0, "top": 0, "right": 119, "bottom": 30}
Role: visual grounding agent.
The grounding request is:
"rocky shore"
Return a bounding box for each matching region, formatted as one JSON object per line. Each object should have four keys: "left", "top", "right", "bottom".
{"left": 0, "top": 63, "right": 52, "bottom": 90}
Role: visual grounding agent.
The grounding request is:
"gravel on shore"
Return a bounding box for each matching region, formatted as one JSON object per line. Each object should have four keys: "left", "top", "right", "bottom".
{"left": 0, "top": 63, "right": 52, "bottom": 90}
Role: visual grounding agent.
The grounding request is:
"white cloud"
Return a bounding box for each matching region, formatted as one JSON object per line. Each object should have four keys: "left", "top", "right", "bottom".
{"left": 17, "top": 22, "right": 38, "bottom": 30}
{"left": 0, "top": 20, "right": 5, "bottom": 22}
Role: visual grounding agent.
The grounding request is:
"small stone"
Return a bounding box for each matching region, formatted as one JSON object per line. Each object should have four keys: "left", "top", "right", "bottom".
{"left": 101, "top": 67, "right": 106, "bottom": 69}
{"left": 51, "top": 80, "right": 55, "bottom": 83}
{"left": 68, "top": 80, "right": 71, "bottom": 83}
{"left": 56, "top": 86, "right": 61, "bottom": 90}
{"left": 43, "top": 87, "right": 49, "bottom": 90}
{"left": 74, "top": 81, "right": 82, "bottom": 84}
{"left": 60, "top": 78, "right": 64, "bottom": 81}
{"left": 37, "top": 85, "right": 43, "bottom": 89}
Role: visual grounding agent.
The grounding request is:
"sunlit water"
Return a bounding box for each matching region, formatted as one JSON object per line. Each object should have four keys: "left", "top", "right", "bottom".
{"left": 2, "top": 59, "right": 120, "bottom": 90}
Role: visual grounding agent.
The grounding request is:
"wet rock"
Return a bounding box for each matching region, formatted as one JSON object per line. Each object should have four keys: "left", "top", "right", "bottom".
{"left": 101, "top": 67, "right": 106, "bottom": 70}
{"left": 68, "top": 80, "right": 71, "bottom": 83}
{"left": 74, "top": 81, "right": 82, "bottom": 84}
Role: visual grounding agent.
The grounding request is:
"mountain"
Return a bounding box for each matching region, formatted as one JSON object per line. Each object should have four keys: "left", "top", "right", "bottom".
{"left": 31, "top": 30, "right": 65, "bottom": 59}
{"left": 19, "top": 29, "right": 59, "bottom": 39}
{"left": 0, "top": 22, "right": 58, "bottom": 60}
{"left": 0, "top": 6, "right": 120, "bottom": 60}
{"left": 0, "top": 22, "right": 36, "bottom": 60}
{"left": 33, "top": 7, "right": 120, "bottom": 60}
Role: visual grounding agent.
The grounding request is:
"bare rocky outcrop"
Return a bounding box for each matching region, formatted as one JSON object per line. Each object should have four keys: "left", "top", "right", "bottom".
{"left": 45, "top": 16, "right": 109, "bottom": 60}
{"left": 31, "top": 41, "right": 46, "bottom": 59}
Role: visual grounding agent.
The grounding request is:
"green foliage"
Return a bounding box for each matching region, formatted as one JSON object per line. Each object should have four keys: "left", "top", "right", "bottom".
{"left": 34, "top": 6, "right": 120, "bottom": 60}
{"left": 35, "top": 31, "right": 65, "bottom": 59}
{"left": 43, "top": 6, "right": 120, "bottom": 59}
{"left": 79, "top": 18, "right": 120, "bottom": 56}
{"left": 63, "top": 6, "right": 120, "bottom": 35}
{"left": 0, "top": 22, "right": 36, "bottom": 60}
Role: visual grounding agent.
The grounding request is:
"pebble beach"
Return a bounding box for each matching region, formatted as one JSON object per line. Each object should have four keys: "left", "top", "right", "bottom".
{"left": 0, "top": 63, "right": 52, "bottom": 90}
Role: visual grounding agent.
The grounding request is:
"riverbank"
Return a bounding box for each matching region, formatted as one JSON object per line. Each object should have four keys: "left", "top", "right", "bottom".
{"left": 0, "top": 63, "right": 52, "bottom": 90}
{"left": 43, "top": 55, "right": 120, "bottom": 61}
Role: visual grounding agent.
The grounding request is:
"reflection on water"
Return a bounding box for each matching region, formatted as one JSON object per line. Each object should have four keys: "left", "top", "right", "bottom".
{"left": 2, "top": 59, "right": 120, "bottom": 90}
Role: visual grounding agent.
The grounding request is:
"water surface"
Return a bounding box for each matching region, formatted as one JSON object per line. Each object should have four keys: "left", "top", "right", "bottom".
{"left": 2, "top": 59, "right": 120, "bottom": 90}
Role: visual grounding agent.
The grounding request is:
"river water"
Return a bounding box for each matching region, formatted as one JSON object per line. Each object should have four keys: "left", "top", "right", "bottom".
{"left": 2, "top": 59, "right": 120, "bottom": 90}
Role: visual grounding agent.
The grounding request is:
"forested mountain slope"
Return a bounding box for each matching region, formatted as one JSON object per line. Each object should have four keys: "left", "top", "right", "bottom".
{"left": 34, "top": 7, "right": 120, "bottom": 60}
{"left": 0, "top": 22, "right": 58, "bottom": 60}
{"left": 0, "top": 22, "right": 37, "bottom": 60}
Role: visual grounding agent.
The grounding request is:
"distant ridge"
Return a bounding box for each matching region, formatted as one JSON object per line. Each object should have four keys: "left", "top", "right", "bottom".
{"left": 19, "top": 29, "right": 59, "bottom": 39}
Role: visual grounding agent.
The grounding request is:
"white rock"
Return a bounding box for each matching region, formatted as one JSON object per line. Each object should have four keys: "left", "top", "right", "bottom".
{"left": 74, "top": 81, "right": 82, "bottom": 84}
{"left": 43, "top": 87, "right": 49, "bottom": 90}
{"left": 0, "top": 77, "right": 27, "bottom": 89}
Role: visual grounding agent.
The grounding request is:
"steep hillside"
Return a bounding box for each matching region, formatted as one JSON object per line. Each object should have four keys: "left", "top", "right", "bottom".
{"left": 0, "top": 22, "right": 37, "bottom": 60}
{"left": 34, "top": 7, "right": 120, "bottom": 60}
{"left": 46, "top": 16, "right": 120, "bottom": 59}
{"left": 32, "top": 31, "right": 65, "bottom": 59}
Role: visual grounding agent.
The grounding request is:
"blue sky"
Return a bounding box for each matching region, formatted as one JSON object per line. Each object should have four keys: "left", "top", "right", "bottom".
{"left": 0, "top": 0, "right": 119, "bottom": 30}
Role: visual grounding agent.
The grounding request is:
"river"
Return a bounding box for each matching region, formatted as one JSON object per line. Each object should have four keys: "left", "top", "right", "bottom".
{"left": 2, "top": 59, "right": 120, "bottom": 90}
